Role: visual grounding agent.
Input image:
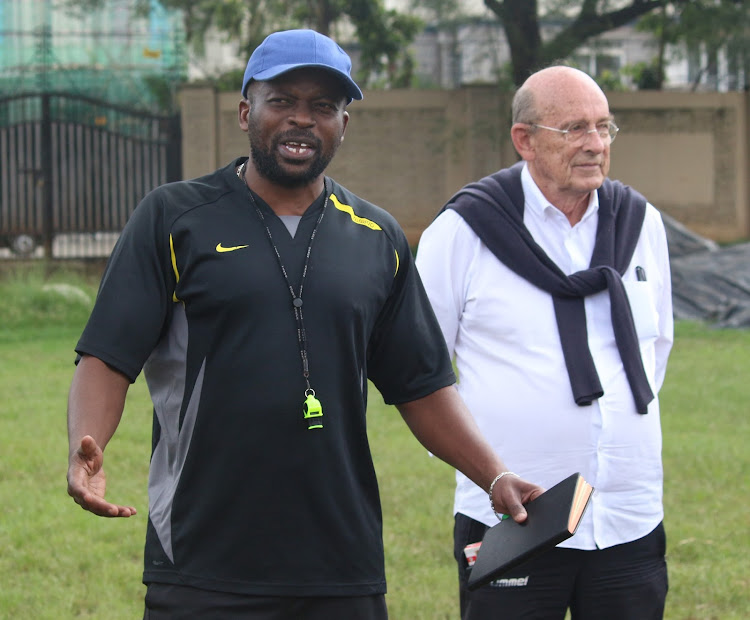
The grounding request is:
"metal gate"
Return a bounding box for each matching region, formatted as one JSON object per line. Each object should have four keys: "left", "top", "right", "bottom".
{"left": 0, "top": 92, "right": 181, "bottom": 258}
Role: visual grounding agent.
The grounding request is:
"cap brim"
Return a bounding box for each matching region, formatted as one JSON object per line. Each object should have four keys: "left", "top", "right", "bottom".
{"left": 247, "top": 63, "right": 363, "bottom": 102}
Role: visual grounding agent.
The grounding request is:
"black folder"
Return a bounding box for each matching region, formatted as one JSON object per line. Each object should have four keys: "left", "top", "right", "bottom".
{"left": 467, "top": 472, "right": 594, "bottom": 590}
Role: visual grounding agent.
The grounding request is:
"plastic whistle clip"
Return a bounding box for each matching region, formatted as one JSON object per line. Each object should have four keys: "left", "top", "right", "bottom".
{"left": 303, "top": 392, "right": 323, "bottom": 430}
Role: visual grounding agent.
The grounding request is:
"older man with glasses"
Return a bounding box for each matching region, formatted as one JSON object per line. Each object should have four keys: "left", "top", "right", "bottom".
{"left": 416, "top": 65, "right": 673, "bottom": 620}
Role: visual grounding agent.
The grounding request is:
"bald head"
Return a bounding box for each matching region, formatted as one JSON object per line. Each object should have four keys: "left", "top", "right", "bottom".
{"left": 512, "top": 66, "right": 608, "bottom": 125}
{"left": 509, "top": 66, "right": 614, "bottom": 223}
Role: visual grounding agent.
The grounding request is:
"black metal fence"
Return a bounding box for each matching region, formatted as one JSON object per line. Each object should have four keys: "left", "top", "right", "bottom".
{"left": 0, "top": 92, "right": 181, "bottom": 259}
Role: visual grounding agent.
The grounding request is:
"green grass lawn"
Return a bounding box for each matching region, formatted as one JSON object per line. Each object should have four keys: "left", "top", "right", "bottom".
{"left": 0, "top": 267, "right": 748, "bottom": 619}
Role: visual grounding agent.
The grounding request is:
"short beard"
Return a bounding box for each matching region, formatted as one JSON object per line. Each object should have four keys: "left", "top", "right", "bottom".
{"left": 247, "top": 126, "right": 338, "bottom": 189}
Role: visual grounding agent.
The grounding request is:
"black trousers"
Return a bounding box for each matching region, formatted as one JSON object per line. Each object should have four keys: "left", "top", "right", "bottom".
{"left": 143, "top": 583, "right": 388, "bottom": 620}
{"left": 455, "top": 513, "right": 668, "bottom": 620}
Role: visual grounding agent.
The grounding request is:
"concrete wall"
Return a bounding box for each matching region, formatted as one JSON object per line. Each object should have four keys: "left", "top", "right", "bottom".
{"left": 607, "top": 91, "right": 748, "bottom": 242}
{"left": 179, "top": 86, "right": 750, "bottom": 244}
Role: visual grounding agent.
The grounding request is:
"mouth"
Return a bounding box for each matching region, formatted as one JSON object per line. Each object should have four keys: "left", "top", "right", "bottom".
{"left": 278, "top": 136, "right": 319, "bottom": 161}
{"left": 283, "top": 141, "right": 314, "bottom": 154}
{"left": 574, "top": 161, "right": 603, "bottom": 171}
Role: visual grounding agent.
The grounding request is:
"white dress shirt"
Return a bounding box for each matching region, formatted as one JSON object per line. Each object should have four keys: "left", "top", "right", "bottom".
{"left": 416, "top": 164, "right": 673, "bottom": 549}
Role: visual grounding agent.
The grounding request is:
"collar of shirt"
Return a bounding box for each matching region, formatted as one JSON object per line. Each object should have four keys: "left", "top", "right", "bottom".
{"left": 520, "top": 163, "right": 599, "bottom": 274}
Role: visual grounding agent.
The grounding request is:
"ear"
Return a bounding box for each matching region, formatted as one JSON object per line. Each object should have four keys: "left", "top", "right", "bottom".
{"left": 340, "top": 110, "right": 350, "bottom": 143}
{"left": 510, "top": 123, "right": 535, "bottom": 161}
{"left": 238, "top": 99, "right": 251, "bottom": 133}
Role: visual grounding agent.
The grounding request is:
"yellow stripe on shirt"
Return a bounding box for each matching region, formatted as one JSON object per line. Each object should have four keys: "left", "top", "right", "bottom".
{"left": 169, "top": 234, "right": 181, "bottom": 302}
{"left": 329, "top": 193, "right": 400, "bottom": 277}
{"left": 330, "top": 194, "right": 382, "bottom": 231}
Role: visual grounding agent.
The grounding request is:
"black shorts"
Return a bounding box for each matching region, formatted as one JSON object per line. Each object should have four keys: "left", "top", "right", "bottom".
{"left": 143, "top": 583, "right": 388, "bottom": 620}
{"left": 454, "top": 513, "right": 668, "bottom": 620}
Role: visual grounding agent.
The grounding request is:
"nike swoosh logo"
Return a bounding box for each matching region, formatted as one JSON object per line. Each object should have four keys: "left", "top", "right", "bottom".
{"left": 216, "top": 243, "right": 249, "bottom": 253}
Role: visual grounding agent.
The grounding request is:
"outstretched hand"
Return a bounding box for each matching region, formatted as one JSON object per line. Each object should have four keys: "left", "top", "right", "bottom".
{"left": 67, "top": 435, "right": 137, "bottom": 518}
{"left": 491, "top": 475, "right": 545, "bottom": 523}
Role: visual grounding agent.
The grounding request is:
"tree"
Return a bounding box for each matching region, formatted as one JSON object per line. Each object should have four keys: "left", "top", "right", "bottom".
{"left": 482, "top": 0, "right": 694, "bottom": 86}
{"left": 637, "top": 0, "right": 750, "bottom": 91}
{"left": 345, "top": 0, "right": 422, "bottom": 88}
{"left": 63, "top": 0, "right": 422, "bottom": 89}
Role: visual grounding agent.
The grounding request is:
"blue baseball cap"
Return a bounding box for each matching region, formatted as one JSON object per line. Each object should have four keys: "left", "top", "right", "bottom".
{"left": 241, "top": 29, "right": 363, "bottom": 104}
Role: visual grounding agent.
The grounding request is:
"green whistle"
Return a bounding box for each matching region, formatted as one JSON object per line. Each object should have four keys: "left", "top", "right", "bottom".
{"left": 303, "top": 393, "right": 323, "bottom": 430}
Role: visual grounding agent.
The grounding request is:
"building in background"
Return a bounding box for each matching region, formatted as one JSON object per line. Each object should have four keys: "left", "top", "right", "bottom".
{"left": 406, "top": 19, "right": 747, "bottom": 91}
{"left": 381, "top": 0, "right": 747, "bottom": 92}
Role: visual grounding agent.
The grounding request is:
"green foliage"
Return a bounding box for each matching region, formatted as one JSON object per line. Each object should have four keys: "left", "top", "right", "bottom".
{"left": 332, "top": 1, "right": 424, "bottom": 89}
{"left": 668, "top": 0, "right": 749, "bottom": 49}
{"left": 409, "top": 0, "right": 463, "bottom": 22}
{"left": 61, "top": 0, "right": 151, "bottom": 15}
{"left": 636, "top": 5, "right": 681, "bottom": 48}
{"left": 482, "top": 1, "right": 672, "bottom": 85}
{"left": 63, "top": 0, "right": 423, "bottom": 91}
{"left": 212, "top": 68, "right": 246, "bottom": 93}
{"left": 141, "top": 74, "right": 182, "bottom": 113}
{"left": 637, "top": 0, "right": 750, "bottom": 90}
{"left": 483, "top": 0, "right": 750, "bottom": 88}
{"left": 595, "top": 69, "right": 626, "bottom": 92}
{"left": 1, "top": 270, "right": 748, "bottom": 618}
{"left": 621, "top": 60, "right": 664, "bottom": 90}
{"left": 492, "top": 61, "right": 518, "bottom": 93}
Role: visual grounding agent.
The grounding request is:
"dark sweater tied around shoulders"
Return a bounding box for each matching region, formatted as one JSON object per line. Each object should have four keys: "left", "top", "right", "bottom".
{"left": 443, "top": 162, "right": 654, "bottom": 414}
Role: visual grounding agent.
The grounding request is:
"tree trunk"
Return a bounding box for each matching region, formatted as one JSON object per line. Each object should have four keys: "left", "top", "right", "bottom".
{"left": 485, "top": 0, "right": 677, "bottom": 87}
{"left": 313, "top": 0, "right": 334, "bottom": 36}
{"left": 486, "top": 0, "right": 542, "bottom": 85}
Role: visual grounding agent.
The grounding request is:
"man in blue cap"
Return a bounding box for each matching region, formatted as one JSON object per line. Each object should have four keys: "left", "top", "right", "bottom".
{"left": 66, "top": 29, "right": 543, "bottom": 618}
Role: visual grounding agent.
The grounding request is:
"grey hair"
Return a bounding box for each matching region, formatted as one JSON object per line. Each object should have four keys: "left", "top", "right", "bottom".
{"left": 512, "top": 84, "right": 536, "bottom": 125}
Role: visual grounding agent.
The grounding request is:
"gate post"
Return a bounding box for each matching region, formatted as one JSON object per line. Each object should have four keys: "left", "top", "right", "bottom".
{"left": 41, "top": 95, "right": 54, "bottom": 257}
{"left": 166, "top": 114, "right": 183, "bottom": 182}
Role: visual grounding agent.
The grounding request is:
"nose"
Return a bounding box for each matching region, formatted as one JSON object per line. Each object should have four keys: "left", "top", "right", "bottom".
{"left": 289, "top": 102, "right": 315, "bottom": 127}
{"left": 582, "top": 128, "right": 606, "bottom": 151}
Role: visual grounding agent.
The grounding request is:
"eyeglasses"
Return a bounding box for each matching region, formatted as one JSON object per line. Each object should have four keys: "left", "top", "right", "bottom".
{"left": 530, "top": 120, "right": 619, "bottom": 144}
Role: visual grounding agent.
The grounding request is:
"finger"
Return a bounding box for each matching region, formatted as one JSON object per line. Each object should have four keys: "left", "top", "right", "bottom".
{"left": 74, "top": 491, "right": 137, "bottom": 518}
{"left": 501, "top": 480, "right": 544, "bottom": 522}
{"left": 506, "top": 502, "right": 528, "bottom": 523}
{"left": 525, "top": 485, "right": 546, "bottom": 502}
{"left": 67, "top": 478, "right": 137, "bottom": 517}
{"left": 78, "top": 435, "right": 101, "bottom": 459}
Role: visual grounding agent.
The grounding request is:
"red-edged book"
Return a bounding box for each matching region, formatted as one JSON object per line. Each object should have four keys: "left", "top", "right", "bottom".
{"left": 467, "top": 472, "right": 594, "bottom": 590}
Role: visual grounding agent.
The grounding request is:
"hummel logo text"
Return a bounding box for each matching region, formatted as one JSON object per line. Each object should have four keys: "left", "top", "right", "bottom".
{"left": 216, "top": 243, "right": 249, "bottom": 253}
{"left": 489, "top": 576, "right": 529, "bottom": 588}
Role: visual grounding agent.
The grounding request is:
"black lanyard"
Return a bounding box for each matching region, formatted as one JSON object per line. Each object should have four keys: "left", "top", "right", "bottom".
{"left": 240, "top": 162, "right": 327, "bottom": 429}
